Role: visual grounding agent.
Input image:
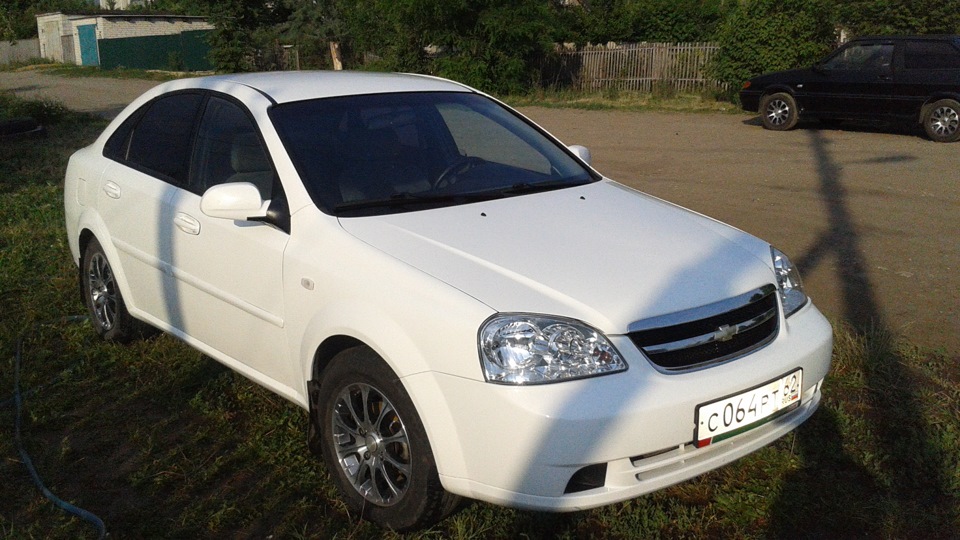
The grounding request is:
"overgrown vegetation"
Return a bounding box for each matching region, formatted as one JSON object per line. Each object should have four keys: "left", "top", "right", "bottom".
{"left": 1, "top": 93, "right": 958, "bottom": 538}
{"left": 709, "top": 0, "right": 838, "bottom": 95}
{"left": 5, "top": 0, "right": 960, "bottom": 94}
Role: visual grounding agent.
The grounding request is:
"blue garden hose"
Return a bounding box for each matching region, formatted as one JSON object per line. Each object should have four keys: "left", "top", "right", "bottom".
{"left": 10, "top": 315, "right": 106, "bottom": 539}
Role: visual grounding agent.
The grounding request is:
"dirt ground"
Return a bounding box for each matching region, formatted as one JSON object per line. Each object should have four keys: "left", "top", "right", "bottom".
{"left": 2, "top": 70, "right": 957, "bottom": 355}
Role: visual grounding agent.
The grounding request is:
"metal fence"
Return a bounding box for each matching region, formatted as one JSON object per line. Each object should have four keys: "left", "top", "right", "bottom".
{"left": 0, "top": 39, "right": 41, "bottom": 65}
{"left": 547, "top": 42, "right": 727, "bottom": 94}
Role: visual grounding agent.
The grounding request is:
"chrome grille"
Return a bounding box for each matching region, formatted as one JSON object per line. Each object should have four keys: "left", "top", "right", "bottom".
{"left": 627, "top": 285, "right": 779, "bottom": 371}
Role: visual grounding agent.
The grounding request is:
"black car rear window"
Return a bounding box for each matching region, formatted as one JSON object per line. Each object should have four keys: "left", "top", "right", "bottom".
{"left": 904, "top": 41, "right": 960, "bottom": 70}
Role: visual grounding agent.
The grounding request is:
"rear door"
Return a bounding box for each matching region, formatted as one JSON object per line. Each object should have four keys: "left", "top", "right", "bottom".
{"left": 97, "top": 92, "right": 204, "bottom": 322}
{"left": 893, "top": 39, "right": 960, "bottom": 119}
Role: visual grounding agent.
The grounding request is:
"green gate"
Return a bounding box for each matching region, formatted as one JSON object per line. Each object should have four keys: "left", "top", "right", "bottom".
{"left": 97, "top": 30, "right": 213, "bottom": 71}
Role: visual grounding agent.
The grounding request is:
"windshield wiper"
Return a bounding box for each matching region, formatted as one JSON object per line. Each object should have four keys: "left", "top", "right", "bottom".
{"left": 334, "top": 191, "right": 497, "bottom": 212}
{"left": 498, "top": 178, "right": 592, "bottom": 196}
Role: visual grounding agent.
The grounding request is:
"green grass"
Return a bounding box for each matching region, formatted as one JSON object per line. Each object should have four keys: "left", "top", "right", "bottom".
{"left": 1, "top": 93, "right": 957, "bottom": 539}
{"left": 503, "top": 88, "right": 741, "bottom": 114}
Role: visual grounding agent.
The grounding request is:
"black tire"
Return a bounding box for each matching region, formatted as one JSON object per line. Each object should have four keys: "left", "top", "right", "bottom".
{"left": 922, "top": 99, "right": 960, "bottom": 142}
{"left": 760, "top": 92, "right": 799, "bottom": 131}
{"left": 317, "top": 347, "right": 459, "bottom": 530}
{"left": 80, "top": 238, "right": 143, "bottom": 342}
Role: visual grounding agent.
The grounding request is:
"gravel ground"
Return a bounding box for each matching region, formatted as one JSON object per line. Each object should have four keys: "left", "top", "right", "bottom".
{"left": 2, "top": 70, "right": 957, "bottom": 355}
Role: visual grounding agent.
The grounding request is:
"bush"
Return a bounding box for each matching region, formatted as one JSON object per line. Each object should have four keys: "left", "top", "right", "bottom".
{"left": 710, "top": 0, "right": 837, "bottom": 98}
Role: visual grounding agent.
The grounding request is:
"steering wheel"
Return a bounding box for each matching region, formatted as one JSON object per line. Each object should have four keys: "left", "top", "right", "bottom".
{"left": 433, "top": 156, "right": 485, "bottom": 189}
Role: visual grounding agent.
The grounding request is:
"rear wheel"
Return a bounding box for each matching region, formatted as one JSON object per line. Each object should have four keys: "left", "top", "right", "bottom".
{"left": 316, "top": 347, "right": 459, "bottom": 530}
{"left": 760, "top": 92, "right": 799, "bottom": 131}
{"left": 922, "top": 99, "right": 960, "bottom": 142}
{"left": 80, "top": 238, "right": 144, "bottom": 342}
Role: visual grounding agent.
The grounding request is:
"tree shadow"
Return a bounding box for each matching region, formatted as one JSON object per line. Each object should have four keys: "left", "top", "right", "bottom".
{"left": 741, "top": 114, "right": 928, "bottom": 140}
{"left": 768, "top": 130, "right": 958, "bottom": 537}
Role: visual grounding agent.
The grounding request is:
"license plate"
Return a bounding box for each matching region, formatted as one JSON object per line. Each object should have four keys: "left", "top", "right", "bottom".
{"left": 695, "top": 369, "right": 802, "bottom": 447}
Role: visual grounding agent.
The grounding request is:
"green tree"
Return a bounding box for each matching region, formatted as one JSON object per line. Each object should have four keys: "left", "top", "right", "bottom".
{"left": 835, "top": 0, "right": 960, "bottom": 35}
{"left": 710, "top": 0, "right": 837, "bottom": 96}
{"left": 207, "top": 0, "right": 290, "bottom": 72}
{"left": 340, "top": 0, "right": 556, "bottom": 94}
{"left": 275, "top": 0, "right": 344, "bottom": 69}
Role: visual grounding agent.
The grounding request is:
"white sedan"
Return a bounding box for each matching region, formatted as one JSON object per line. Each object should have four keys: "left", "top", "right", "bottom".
{"left": 64, "top": 71, "right": 833, "bottom": 530}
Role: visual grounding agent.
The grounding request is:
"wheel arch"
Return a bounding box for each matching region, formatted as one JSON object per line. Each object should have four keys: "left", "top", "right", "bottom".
{"left": 761, "top": 85, "right": 804, "bottom": 113}
{"left": 918, "top": 93, "right": 960, "bottom": 124}
{"left": 300, "top": 301, "right": 483, "bottom": 482}
{"left": 75, "top": 217, "right": 139, "bottom": 317}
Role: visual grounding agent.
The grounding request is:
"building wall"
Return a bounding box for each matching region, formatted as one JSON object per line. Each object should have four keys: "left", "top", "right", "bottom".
{"left": 71, "top": 17, "right": 99, "bottom": 65}
{"left": 34, "top": 12, "right": 213, "bottom": 68}
{"left": 99, "top": 18, "right": 214, "bottom": 40}
{"left": 36, "top": 13, "right": 74, "bottom": 63}
{"left": 0, "top": 39, "right": 42, "bottom": 65}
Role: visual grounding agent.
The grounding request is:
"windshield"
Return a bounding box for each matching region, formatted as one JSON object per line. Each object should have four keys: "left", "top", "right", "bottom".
{"left": 270, "top": 92, "right": 596, "bottom": 216}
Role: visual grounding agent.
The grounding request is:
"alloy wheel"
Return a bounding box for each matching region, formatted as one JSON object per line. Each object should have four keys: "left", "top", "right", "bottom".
{"left": 929, "top": 105, "right": 959, "bottom": 137}
{"left": 331, "top": 382, "right": 411, "bottom": 506}
{"left": 88, "top": 252, "right": 117, "bottom": 331}
{"left": 765, "top": 99, "right": 791, "bottom": 126}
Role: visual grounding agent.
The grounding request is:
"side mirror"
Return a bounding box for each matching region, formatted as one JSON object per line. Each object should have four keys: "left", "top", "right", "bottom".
{"left": 568, "top": 144, "right": 592, "bottom": 166}
{"left": 200, "top": 182, "right": 270, "bottom": 221}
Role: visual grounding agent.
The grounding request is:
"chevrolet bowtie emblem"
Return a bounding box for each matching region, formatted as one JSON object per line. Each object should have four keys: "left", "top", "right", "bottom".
{"left": 714, "top": 324, "right": 737, "bottom": 342}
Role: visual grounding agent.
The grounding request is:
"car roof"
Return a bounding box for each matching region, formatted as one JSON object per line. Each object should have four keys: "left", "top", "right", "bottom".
{"left": 175, "top": 71, "right": 475, "bottom": 104}
{"left": 850, "top": 35, "right": 960, "bottom": 42}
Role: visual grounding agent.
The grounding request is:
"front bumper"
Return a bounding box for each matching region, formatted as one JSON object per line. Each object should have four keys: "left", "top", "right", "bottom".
{"left": 740, "top": 90, "right": 762, "bottom": 113}
{"left": 407, "top": 301, "right": 832, "bottom": 511}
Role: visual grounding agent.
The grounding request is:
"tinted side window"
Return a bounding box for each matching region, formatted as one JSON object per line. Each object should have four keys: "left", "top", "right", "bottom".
{"left": 190, "top": 96, "right": 274, "bottom": 198}
{"left": 103, "top": 112, "right": 138, "bottom": 160}
{"left": 126, "top": 93, "right": 204, "bottom": 186}
{"left": 824, "top": 43, "right": 894, "bottom": 71}
{"left": 905, "top": 41, "right": 960, "bottom": 70}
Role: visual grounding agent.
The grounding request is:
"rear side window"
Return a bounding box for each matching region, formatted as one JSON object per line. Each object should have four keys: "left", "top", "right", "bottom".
{"left": 106, "top": 93, "right": 204, "bottom": 186}
{"left": 904, "top": 41, "right": 960, "bottom": 70}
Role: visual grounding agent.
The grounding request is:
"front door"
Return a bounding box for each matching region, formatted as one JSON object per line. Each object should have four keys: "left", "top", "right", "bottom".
{"left": 77, "top": 24, "right": 99, "bottom": 66}
{"left": 167, "top": 95, "right": 293, "bottom": 389}
{"left": 802, "top": 41, "right": 895, "bottom": 117}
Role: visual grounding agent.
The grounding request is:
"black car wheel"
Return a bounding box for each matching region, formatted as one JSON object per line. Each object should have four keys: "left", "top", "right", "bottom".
{"left": 81, "top": 238, "right": 144, "bottom": 342}
{"left": 922, "top": 99, "right": 960, "bottom": 143}
{"left": 760, "top": 92, "right": 799, "bottom": 131}
{"left": 317, "top": 347, "right": 459, "bottom": 530}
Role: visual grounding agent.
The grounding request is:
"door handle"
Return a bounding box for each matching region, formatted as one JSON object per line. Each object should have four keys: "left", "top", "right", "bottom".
{"left": 103, "top": 181, "right": 121, "bottom": 199}
{"left": 174, "top": 213, "right": 201, "bottom": 235}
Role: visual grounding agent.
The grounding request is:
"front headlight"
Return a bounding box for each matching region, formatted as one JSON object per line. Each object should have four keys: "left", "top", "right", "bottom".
{"left": 771, "top": 247, "right": 808, "bottom": 317}
{"left": 479, "top": 314, "right": 627, "bottom": 385}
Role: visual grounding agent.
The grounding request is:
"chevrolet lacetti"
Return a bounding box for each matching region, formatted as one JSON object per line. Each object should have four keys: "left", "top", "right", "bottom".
{"left": 64, "top": 71, "right": 833, "bottom": 530}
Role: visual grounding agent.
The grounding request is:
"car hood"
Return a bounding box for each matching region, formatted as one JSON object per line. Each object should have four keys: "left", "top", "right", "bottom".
{"left": 338, "top": 180, "right": 776, "bottom": 333}
{"left": 750, "top": 67, "right": 817, "bottom": 85}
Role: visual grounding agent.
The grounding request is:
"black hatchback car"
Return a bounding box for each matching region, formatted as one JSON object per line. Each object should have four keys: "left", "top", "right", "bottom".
{"left": 740, "top": 35, "right": 960, "bottom": 142}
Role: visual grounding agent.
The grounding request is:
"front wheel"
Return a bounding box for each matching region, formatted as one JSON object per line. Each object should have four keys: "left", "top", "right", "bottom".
{"left": 760, "top": 92, "right": 799, "bottom": 131}
{"left": 922, "top": 99, "right": 960, "bottom": 142}
{"left": 317, "top": 347, "right": 459, "bottom": 530}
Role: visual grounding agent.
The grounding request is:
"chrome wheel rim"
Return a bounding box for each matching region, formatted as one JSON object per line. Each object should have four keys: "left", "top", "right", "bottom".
{"left": 331, "top": 383, "right": 411, "bottom": 506}
{"left": 765, "top": 99, "right": 791, "bottom": 126}
{"left": 87, "top": 252, "right": 117, "bottom": 330}
{"left": 929, "top": 106, "right": 959, "bottom": 137}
